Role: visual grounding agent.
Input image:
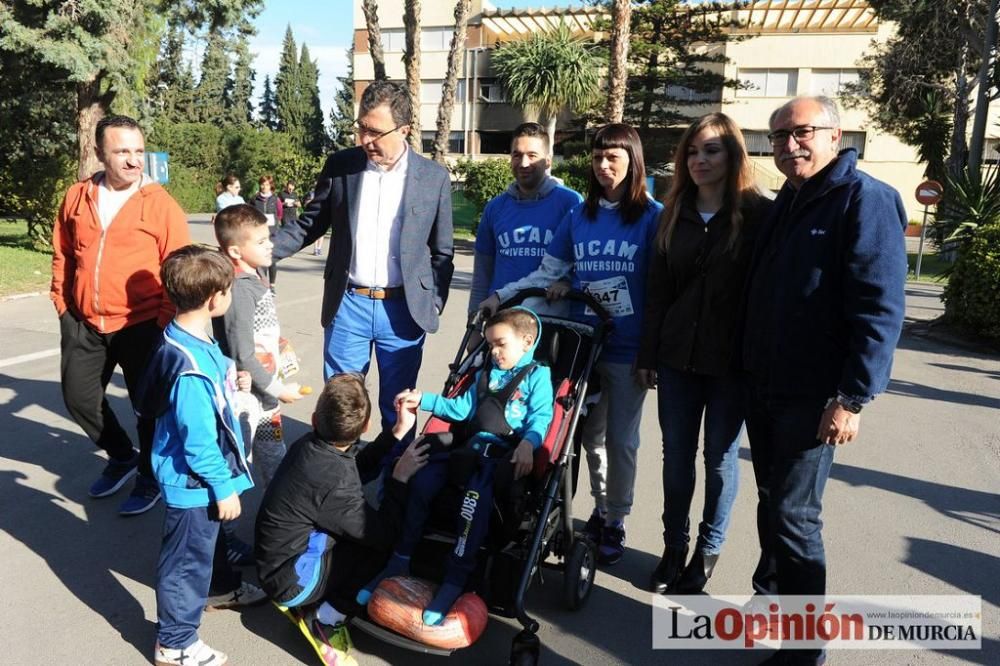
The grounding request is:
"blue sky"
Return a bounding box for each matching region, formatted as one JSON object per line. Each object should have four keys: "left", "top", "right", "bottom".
{"left": 247, "top": 1, "right": 544, "bottom": 118}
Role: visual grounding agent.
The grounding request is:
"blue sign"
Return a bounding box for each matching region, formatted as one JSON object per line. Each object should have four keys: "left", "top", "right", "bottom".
{"left": 144, "top": 152, "right": 169, "bottom": 184}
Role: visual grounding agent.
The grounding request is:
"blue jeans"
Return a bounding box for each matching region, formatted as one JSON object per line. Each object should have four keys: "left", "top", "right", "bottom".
{"left": 324, "top": 291, "right": 425, "bottom": 437}
{"left": 156, "top": 505, "right": 241, "bottom": 649}
{"left": 745, "top": 384, "right": 835, "bottom": 600}
{"left": 657, "top": 366, "right": 744, "bottom": 554}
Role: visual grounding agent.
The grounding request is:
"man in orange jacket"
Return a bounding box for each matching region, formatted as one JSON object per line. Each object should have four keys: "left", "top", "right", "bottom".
{"left": 51, "top": 115, "right": 191, "bottom": 515}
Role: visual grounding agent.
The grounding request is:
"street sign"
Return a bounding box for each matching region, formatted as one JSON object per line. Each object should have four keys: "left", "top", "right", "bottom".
{"left": 915, "top": 180, "right": 943, "bottom": 206}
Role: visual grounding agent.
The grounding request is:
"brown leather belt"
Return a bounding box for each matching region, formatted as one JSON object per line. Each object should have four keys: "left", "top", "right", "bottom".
{"left": 347, "top": 284, "right": 404, "bottom": 300}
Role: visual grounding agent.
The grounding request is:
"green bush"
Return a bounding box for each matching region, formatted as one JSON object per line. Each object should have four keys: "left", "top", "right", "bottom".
{"left": 943, "top": 222, "right": 1000, "bottom": 341}
{"left": 0, "top": 154, "right": 76, "bottom": 248}
{"left": 163, "top": 164, "right": 218, "bottom": 212}
{"left": 552, "top": 153, "right": 591, "bottom": 195}
{"left": 452, "top": 157, "right": 510, "bottom": 234}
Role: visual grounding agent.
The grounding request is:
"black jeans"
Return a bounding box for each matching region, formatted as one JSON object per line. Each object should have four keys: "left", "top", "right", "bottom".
{"left": 745, "top": 384, "right": 835, "bottom": 663}
{"left": 59, "top": 313, "right": 160, "bottom": 477}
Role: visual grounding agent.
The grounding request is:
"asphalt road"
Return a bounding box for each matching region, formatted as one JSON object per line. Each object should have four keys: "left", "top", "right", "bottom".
{"left": 0, "top": 216, "right": 996, "bottom": 665}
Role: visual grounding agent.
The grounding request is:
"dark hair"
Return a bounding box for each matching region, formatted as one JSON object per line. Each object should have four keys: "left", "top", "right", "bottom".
{"left": 486, "top": 308, "right": 539, "bottom": 342}
{"left": 160, "top": 245, "right": 234, "bottom": 313}
{"left": 258, "top": 174, "right": 275, "bottom": 189}
{"left": 584, "top": 123, "right": 648, "bottom": 225}
{"left": 96, "top": 115, "right": 142, "bottom": 151}
{"left": 359, "top": 80, "right": 412, "bottom": 127}
{"left": 511, "top": 122, "right": 550, "bottom": 153}
{"left": 656, "top": 113, "right": 761, "bottom": 254}
{"left": 215, "top": 173, "right": 239, "bottom": 196}
{"left": 314, "top": 373, "right": 372, "bottom": 445}
{"left": 214, "top": 204, "right": 267, "bottom": 251}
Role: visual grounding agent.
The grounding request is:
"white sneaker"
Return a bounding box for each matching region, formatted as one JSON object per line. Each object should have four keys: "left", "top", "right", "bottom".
{"left": 154, "top": 639, "right": 227, "bottom": 665}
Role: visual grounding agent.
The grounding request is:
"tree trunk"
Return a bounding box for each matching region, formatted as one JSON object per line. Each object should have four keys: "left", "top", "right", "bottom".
{"left": 403, "top": 0, "right": 422, "bottom": 151}
{"left": 546, "top": 114, "right": 557, "bottom": 152}
{"left": 77, "top": 79, "right": 108, "bottom": 181}
{"left": 639, "top": 53, "right": 659, "bottom": 133}
{"left": 432, "top": 0, "right": 471, "bottom": 164}
{"left": 362, "top": 0, "right": 387, "bottom": 81}
{"left": 605, "top": 0, "right": 632, "bottom": 123}
{"left": 946, "top": 61, "right": 972, "bottom": 182}
{"left": 967, "top": 0, "right": 1000, "bottom": 177}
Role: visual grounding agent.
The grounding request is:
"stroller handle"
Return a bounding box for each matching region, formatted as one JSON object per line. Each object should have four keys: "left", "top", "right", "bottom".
{"left": 491, "top": 287, "right": 614, "bottom": 323}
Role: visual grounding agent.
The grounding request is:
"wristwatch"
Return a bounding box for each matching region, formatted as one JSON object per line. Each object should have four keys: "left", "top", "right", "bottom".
{"left": 835, "top": 393, "right": 864, "bottom": 414}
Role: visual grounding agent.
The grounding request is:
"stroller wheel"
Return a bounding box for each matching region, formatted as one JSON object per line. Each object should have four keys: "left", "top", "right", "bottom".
{"left": 509, "top": 630, "right": 540, "bottom": 666}
{"left": 563, "top": 537, "right": 597, "bottom": 611}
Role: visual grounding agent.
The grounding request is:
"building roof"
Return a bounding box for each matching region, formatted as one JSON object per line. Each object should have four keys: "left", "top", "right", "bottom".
{"left": 479, "top": 1, "right": 878, "bottom": 40}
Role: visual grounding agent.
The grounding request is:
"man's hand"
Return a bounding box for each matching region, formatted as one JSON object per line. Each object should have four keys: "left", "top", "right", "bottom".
{"left": 392, "top": 389, "right": 421, "bottom": 439}
{"left": 236, "top": 371, "right": 252, "bottom": 393}
{"left": 546, "top": 279, "right": 571, "bottom": 302}
{"left": 635, "top": 368, "right": 657, "bottom": 390}
{"left": 391, "top": 440, "right": 430, "bottom": 482}
{"left": 278, "top": 382, "right": 303, "bottom": 404}
{"left": 816, "top": 401, "right": 861, "bottom": 445}
{"left": 465, "top": 329, "right": 484, "bottom": 354}
{"left": 511, "top": 439, "right": 534, "bottom": 480}
{"left": 217, "top": 493, "right": 241, "bottom": 521}
{"left": 478, "top": 293, "right": 501, "bottom": 316}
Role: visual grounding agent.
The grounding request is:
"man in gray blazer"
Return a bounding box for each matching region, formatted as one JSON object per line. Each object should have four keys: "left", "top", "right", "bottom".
{"left": 272, "top": 81, "right": 454, "bottom": 435}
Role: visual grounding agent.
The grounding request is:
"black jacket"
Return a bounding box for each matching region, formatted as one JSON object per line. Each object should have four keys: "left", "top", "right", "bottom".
{"left": 254, "top": 430, "right": 406, "bottom": 602}
{"left": 637, "top": 194, "right": 771, "bottom": 377}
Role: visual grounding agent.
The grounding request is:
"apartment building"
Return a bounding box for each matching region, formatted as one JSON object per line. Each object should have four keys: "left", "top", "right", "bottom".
{"left": 351, "top": 0, "right": 996, "bottom": 217}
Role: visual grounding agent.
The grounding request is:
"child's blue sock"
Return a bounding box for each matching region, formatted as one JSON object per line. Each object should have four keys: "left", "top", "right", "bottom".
{"left": 422, "top": 582, "right": 463, "bottom": 626}
{"left": 356, "top": 552, "right": 410, "bottom": 606}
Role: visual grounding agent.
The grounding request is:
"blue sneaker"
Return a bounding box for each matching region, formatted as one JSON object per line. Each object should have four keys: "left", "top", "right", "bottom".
{"left": 88, "top": 452, "right": 139, "bottom": 498}
{"left": 119, "top": 475, "right": 162, "bottom": 516}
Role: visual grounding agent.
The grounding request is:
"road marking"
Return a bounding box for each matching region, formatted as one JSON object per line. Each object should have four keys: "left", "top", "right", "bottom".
{"left": 0, "top": 348, "right": 60, "bottom": 369}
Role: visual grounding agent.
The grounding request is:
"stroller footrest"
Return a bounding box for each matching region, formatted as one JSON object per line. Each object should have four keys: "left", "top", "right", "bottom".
{"left": 350, "top": 616, "right": 456, "bottom": 656}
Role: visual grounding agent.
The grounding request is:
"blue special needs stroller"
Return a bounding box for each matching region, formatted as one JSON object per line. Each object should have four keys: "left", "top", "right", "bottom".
{"left": 351, "top": 288, "right": 614, "bottom": 665}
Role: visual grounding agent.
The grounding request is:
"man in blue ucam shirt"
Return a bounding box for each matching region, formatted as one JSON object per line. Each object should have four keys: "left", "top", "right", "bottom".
{"left": 467, "top": 122, "right": 583, "bottom": 312}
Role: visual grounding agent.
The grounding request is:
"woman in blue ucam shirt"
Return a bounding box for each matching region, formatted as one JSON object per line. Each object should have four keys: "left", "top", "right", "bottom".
{"left": 484, "top": 123, "right": 662, "bottom": 565}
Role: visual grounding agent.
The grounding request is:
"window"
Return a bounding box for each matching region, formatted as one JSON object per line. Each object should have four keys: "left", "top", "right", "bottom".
{"left": 421, "top": 28, "right": 454, "bottom": 52}
{"left": 810, "top": 69, "right": 861, "bottom": 97}
{"left": 983, "top": 138, "right": 1000, "bottom": 164}
{"left": 479, "top": 80, "right": 506, "bottom": 103}
{"left": 421, "top": 131, "right": 465, "bottom": 154}
{"left": 742, "top": 131, "right": 773, "bottom": 157}
{"left": 737, "top": 69, "right": 798, "bottom": 97}
{"left": 421, "top": 80, "right": 466, "bottom": 104}
{"left": 478, "top": 131, "right": 513, "bottom": 155}
{"left": 380, "top": 29, "right": 406, "bottom": 53}
{"left": 664, "top": 85, "right": 720, "bottom": 103}
{"left": 841, "top": 131, "right": 866, "bottom": 159}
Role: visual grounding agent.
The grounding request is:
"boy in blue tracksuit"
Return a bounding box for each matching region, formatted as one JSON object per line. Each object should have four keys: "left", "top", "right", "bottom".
{"left": 358, "top": 307, "right": 553, "bottom": 625}
{"left": 135, "top": 245, "right": 264, "bottom": 666}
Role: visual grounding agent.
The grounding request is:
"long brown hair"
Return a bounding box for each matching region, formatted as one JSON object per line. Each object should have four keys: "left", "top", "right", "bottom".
{"left": 584, "top": 123, "right": 649, "bottom": 225}
{"left": 655, "top": 113, "right": 760, "bottom": 253}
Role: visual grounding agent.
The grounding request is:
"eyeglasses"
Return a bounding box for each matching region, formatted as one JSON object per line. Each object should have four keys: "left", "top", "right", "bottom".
{"left": 767, "top": 125, "right": 834, "bottom": 146}
{"left": 354, "top": 121, "right": 405, "bottom": 141}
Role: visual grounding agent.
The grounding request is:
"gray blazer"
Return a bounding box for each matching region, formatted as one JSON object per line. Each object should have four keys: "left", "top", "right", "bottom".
{"left": 272, "top": 146, "right": 454, "bottom": 333}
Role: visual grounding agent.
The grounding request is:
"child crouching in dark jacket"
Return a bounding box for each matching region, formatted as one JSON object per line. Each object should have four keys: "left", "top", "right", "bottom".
{"left": 254, "top": 373, "right": 428, "bottom": 661}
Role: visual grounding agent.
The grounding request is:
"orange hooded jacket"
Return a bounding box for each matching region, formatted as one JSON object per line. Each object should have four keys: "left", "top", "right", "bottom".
{"left": 50, "top": 174, "right": 192, "bottom": 333}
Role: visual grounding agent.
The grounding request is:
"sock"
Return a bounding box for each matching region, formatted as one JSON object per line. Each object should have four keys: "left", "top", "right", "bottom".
{"left": 356, "top": 552, "right": 410, "bottom": 605}
{"left": 422, "top": 582, "right": 462, "bottom": 626}
{"left": 315, "top": 601, "right": 346, "bottom": 627}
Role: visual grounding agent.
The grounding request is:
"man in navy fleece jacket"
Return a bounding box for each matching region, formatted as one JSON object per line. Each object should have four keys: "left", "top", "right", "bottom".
{"left": 742, "top": 96, "right": 907, "bottom": 666}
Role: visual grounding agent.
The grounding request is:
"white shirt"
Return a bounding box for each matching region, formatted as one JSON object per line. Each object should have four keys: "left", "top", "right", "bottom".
{"left": 350, "top": 148, "right": 409, "bottom": 288}
{"left": 97, "top": 176, "right": 142, "bottom": 230}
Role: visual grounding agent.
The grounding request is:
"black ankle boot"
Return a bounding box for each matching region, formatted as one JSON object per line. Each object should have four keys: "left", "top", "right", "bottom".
{"left": 674, "top": 550, "right": 719, "bottom": 593}
{"left": 650, "top": 545, "right": 689, "bottom": 594}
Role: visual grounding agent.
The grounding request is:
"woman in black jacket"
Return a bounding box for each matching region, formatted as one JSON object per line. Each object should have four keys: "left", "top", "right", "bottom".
{"left": 636, "top": 113, "right": 771, "bottom": 594}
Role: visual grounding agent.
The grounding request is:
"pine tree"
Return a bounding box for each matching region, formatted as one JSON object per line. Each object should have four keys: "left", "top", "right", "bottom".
{"left": 259, "top": 74, "right": 278, "bottom": 129}
{"left": 195, "top": 31, "right": 230, "bottom": 125}
{"left": 299, "top": 44, "right": 329, "bottom": 155}
{"left": 227, "top": 35, "right": 255, "bottom": 125}
{"left": 329, "top": 48, "right": 356, "bottom": 151}
{"left": 275, "top": 25, "right": 305, "bottom": 135}
{"left": 150, "top": 25, "right": 185, "bottom": 118}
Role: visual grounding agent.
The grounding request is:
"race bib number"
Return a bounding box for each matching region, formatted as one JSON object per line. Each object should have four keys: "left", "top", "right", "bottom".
{"left": 582, "top": 275, "right": 633, "bottom": 317}
{"left": 265, "top": 213, "right": 276, "bottom": 226}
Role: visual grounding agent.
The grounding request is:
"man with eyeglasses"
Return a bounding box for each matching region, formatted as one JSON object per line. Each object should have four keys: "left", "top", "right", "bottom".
{"left": 270, "top": 80, "right": 454, "bottom": 445}
{"left": 742, "top": 96, "right": 907, "bottom": 666}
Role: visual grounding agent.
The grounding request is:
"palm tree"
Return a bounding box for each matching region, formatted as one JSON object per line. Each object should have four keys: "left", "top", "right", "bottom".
{"left": 605, "top": 0, "right": 632, "bottom": 123}
{"left": 362, "top": 0, "right": 387, "bottom": 81}
{"left": 403, "top": 0, "right": 422, "bottom": 151}
{"left": 491, "top": 21, "right": 601, "bottom": 148}
{"left": 432, "top": 0, "right": 472, "bottom": 164}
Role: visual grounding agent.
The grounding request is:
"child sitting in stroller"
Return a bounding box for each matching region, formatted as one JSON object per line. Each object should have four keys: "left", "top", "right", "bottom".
{"left": 358, "top": 307, "right": 554, "bottom": 626}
